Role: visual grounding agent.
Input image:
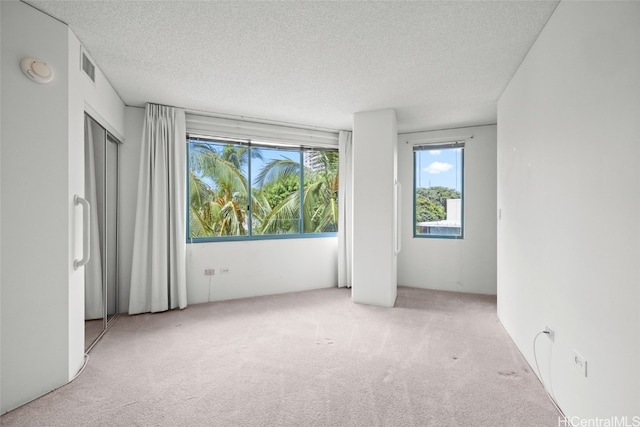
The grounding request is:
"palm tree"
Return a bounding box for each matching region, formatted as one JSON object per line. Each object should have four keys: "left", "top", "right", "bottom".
{"left": 256, "top": 150, "right": 338, "bottom": 234}
{"left": 189, "top": 142, "right": 264, "bottom": 237}
{"left": 189, "top": 143, "right": 339, "bottom": 237}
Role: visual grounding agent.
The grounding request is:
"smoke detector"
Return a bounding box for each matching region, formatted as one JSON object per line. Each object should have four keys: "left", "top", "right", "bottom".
{"left": 20, "top": 57, "right": 54, "bottom": 84}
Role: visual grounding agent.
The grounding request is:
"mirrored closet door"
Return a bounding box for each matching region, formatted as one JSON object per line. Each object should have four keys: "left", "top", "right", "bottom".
{"left": 84, "top": 114, "right": 121, "bottom": 352}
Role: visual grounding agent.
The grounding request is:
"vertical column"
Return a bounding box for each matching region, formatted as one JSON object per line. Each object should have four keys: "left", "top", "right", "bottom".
{"left": 351, "top": 109, "right": 398, "bottom": 307}
{"left": 1, "top": 0, "right": 72, "bottom": 413}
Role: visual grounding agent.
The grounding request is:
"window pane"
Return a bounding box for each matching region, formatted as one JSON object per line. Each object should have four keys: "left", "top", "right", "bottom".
{"left": 251, "top": 146, "right": 301, "bottom": 235}
{"left": 414, "top": 146, "right": 463, "bottom": 238}
{"left": 187, "top": 137, "right": 339, "bottom": 242}
{"left": 303, "top": 150, "right": 339, "bottom": 233}
{"left": 188, "top": 140, "right": 250, "bottom": 237}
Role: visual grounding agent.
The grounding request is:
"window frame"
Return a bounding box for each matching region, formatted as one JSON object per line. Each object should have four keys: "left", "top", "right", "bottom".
{"left": 186, "top": 135, "right": 338, "bottom": 243}
{"left": 413, "top": 142, "right": 465, "bottom": 240}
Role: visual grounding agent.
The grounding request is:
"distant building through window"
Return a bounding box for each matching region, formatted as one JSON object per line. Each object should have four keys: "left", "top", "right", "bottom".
{"left": 187, "top": 136, "right": 339, "bottom": 242}
{"left": 413, "top": 142, "right": 464, "bottom": 239}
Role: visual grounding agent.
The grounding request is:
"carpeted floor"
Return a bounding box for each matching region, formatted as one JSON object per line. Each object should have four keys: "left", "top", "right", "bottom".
{"left": 0, "top": 286, "right": 560, "bottom": 426}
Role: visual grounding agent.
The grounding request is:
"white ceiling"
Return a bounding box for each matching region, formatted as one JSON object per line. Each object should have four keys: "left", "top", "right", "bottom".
{"left": 25, "top": 0, "right": 558, "bottom": 132}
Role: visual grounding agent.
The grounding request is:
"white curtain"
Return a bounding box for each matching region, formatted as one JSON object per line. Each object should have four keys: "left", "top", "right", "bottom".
{"left": 84, "top": 115, "right": 104, "bottom": 319}
{"left": 129, "top": 104, "right": 187, "bottom": 314}
{"left": 337, "top": 130, "right": 353, "bottom": 288}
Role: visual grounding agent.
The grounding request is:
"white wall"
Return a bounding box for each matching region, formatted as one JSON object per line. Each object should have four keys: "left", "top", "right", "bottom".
{"left": 1, "top": 0, "right": 70, "bottom": 413}
{"left": 1, "top": 0, "right": 125, "bottom": 413}
{"left": 497, "top": 1, "right": 640, "bottom": 420}
{"left": 352, "top": 109, "right": 398, "bottom": 307}
{"left": 0, "top": 0, "right": 3, "bottom": 412}
{"left": 397, "top": 125, "right": 497, "bottom": 295}
{"left": 187, "top": 238, "right": 337, "bottom": 303}
{"left": 1, "top": 0, "right": 70, "bottom": 412}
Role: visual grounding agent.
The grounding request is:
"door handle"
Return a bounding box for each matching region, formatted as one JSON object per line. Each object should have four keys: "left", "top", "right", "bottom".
{"left": 74, "top": 195, "right": 91, "bottom": 270}
{"left": 394, "top": 181, "right": 402, "bottom": 255}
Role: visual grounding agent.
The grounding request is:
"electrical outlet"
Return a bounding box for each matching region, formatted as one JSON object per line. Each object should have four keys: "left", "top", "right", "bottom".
{"left": 220, "top": 268, "right": 230, "bottom": 275}
{"left": 545, "top": 326, "right": 555, "bottom": 342}
{"left": 204, "top": 269, "right": 215, "bottom": 276}
{"left": 573, "top": 350, "right": 587, "bottom": 377}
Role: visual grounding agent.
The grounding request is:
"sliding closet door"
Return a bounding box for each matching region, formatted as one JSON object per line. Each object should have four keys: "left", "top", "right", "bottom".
{"left": 85, "top": 115, "right": 105, "bottom": 349}
{"left": 84, "top": 114, "right": 120, "bottom": 352}
{"left": 105, "top": 133, "right": 119, "bottom": 321}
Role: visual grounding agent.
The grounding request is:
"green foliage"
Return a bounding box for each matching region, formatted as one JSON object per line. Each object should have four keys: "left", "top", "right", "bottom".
{"left": 260, "top": 174, "right": 299, "bottom": 209}
{"left": 303, "top": 151, "right": 338, "bottom": 233}
{"left": 415, "top": 186, "right": 460, "bottom": 222}
{"left": 188, "top": 142, "right": 255, "bottom": 237}
{"left": 188, "top": 143, "right": 338, "bottom": 238}
{"left": 257, "top": 150, "right": 338, "bottom": 235}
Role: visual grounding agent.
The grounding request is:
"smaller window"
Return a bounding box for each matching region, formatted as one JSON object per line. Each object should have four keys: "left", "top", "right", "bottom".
{"left": 413, "top": 142, "right": 464, "bottom": 239}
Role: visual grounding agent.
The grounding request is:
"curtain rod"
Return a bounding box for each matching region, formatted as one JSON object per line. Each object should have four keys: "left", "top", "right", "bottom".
{"left": 402, "top": 135, "right": 473, "bottom": 145}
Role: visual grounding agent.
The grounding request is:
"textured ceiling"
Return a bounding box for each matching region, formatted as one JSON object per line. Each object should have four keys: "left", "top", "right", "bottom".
{"left": 25, "top": 0, "right": 558, "bottom": 132}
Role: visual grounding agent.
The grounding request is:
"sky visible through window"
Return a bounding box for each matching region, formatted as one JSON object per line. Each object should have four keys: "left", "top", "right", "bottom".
{"left": 196, "top": 144, "right": 300, "bottom": 189}
{"left": 415, "top": 148, "right": 462, "bottom": 192}
{"left": 250, "top": 147, "right": 299, "bottom": 187}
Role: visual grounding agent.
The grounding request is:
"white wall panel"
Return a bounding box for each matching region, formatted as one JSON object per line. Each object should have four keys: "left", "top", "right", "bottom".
{"left": 351, "top": 109, "right": 398, "bottom": 307}
{"left": 187, "top": 238, "right": 337, "bottom": 304}
{"left": 497, "top": 1, "right": 640, "bottom": 419}
{"left": 397, "top": 125, "right": 497, "bottom": 295}
{"left": 1, "top": 0, "right": 70, "bottom": 413}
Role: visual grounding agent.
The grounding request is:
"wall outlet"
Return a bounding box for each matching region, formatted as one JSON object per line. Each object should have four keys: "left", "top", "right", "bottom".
{"left": 544, "top": 326, "right": 555, "bottom": 342}
{"left": 220, "top": 268, "right": 230, "bottom": 275}
{"left": 204, "top": 269, "right": 215, "bottom": 276}
{"left": 573, "top": 350, "right": 587, "bottom": 377}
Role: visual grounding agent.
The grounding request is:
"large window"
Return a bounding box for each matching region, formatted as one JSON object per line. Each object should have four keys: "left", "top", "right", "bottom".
{"left": 188, "top": 136, "right": 338, "bottom": 241}
{"left": 413, "top": 142, "right": 464, "bottom": 238}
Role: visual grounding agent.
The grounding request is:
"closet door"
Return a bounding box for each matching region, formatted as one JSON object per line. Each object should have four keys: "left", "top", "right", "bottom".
{"left": 84, "top": 114, "right": 120, "bottom": 352}
{"left": 105, "top": 133, "right": 119, "bottom": 322}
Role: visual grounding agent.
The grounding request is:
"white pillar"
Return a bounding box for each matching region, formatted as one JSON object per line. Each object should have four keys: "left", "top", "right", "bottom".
{"left": 351, "top": 109, "right": 398, "bottom": 307}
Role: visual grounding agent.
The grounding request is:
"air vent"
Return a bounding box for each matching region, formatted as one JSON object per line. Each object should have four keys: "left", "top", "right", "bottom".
{"left": 81, "top": 50, "right": 96, "bottom": 83}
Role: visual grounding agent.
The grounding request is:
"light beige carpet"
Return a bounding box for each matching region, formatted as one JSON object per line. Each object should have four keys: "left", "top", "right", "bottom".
{"left": 0, "top": 286, "right": 560, "bottom": 426}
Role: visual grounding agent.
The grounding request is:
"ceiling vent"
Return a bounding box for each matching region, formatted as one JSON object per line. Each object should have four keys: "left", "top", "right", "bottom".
{"left": 81, "top": 49, "right": 96, "bottom": 83}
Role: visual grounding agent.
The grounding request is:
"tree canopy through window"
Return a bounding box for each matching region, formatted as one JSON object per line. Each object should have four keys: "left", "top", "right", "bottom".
{"left": 188, "top": 139, "right": 338, "bottom": 240}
